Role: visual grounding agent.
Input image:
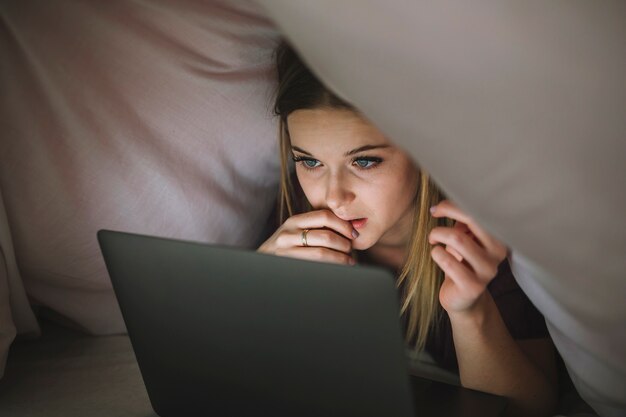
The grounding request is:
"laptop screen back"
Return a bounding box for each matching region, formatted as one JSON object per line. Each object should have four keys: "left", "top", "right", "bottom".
{"left": 98, "top": 230, "right": 416, "bottom": 417}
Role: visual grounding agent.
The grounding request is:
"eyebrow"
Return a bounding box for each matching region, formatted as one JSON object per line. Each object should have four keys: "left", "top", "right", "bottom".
{"left": 291, "top": 144, "right": 390, "bottom": 157}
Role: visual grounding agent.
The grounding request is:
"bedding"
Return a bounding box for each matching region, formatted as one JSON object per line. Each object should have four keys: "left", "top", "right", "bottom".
{"left": 1, "top": 1, "right": 624, "bottom": 415}
{"left": 0, "top": 0, "right": 280, "bottom": 370}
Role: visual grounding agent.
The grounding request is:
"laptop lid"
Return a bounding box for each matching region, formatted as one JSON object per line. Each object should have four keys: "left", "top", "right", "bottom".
{"left": 98, "top": 230, "right": 416, "bottom": 417}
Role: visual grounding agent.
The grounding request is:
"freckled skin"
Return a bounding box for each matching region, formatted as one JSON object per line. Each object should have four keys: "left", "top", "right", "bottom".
{"left": 287, "top": 109, "right": 419, "bottom": 251}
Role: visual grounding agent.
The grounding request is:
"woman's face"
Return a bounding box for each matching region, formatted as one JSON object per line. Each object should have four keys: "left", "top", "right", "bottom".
{"left": 287, "top": 108, "right": 419, "bottom": 251}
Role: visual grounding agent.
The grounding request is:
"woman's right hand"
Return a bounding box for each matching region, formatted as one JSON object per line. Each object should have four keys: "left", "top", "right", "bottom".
{"left": 258, "top": 209, "right": 358, "bottom": 265}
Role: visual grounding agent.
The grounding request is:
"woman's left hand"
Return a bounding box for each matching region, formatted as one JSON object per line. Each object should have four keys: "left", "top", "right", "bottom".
{"left": 429, "top": 200, "right": 508, "bottom": 315}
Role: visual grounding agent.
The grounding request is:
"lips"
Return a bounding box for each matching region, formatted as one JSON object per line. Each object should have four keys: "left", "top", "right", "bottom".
{"left": 350, "top": 218, "right": 368, "bottom": 229}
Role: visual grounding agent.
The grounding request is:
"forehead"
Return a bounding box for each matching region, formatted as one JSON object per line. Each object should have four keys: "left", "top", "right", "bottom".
{"left": 287, "top": 108, "right": 390, "bottom": 150}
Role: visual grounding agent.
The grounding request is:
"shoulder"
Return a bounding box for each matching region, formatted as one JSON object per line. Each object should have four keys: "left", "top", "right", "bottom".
{"left": 488, "top": 259, "right": 550, "bottom": 340}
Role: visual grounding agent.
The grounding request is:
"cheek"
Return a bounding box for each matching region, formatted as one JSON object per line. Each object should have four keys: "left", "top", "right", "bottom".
{"left": 296, "top": 173, "right": 324, "bottom": 206}
{"left": 374, "top": 168, "right": 418, "bottom": 219}
{"left": 373, "top": 177, "right": 406, "bottom": 207}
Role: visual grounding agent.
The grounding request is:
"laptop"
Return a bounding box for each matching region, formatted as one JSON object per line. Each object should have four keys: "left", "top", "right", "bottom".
{"left": 97, "top": 229, "right": 419, "bottom": 417}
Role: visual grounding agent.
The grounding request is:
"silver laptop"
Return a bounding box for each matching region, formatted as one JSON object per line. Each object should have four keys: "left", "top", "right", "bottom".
{"left": 98, "top": 229, "right": 417, "bottom": 417}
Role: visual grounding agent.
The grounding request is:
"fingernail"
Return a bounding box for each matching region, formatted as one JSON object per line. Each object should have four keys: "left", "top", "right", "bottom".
{"left": 430, "top": 206, "right": 437, "bottom": 214}
{"left": 352, "top": 229, "right": 359, "bottom": 238}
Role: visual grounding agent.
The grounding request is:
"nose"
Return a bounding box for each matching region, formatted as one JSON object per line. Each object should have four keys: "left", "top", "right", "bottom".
{"left": 325, "top": 172, "right": 355, "bottom": 212}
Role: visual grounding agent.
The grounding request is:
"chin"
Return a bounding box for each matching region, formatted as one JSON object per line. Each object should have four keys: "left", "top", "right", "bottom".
{"left": 352, "top": 236, "right": 377, "bottom": 251}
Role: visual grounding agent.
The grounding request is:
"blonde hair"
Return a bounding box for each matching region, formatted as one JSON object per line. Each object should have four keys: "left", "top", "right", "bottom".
{"left": 274, "top": 40, "right": 448, "bottom": 351}
{"left": 277, "top": 117, "right": 448, "bottom": 351}
{"left": 396, "top": 172, "right": 449, "bottom": 350}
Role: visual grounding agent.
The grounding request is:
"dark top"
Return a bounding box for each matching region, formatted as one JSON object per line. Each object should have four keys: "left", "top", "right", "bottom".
{"left": 423, "top": 259, "right": 549, "bottom": 373}
{"left": 356, "top": 252, "right": 549, "bottom": 373}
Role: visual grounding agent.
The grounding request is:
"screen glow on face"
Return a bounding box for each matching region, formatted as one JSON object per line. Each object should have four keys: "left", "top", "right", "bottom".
{"left": 287, "top": 108, "right": 419, "bottom": 250}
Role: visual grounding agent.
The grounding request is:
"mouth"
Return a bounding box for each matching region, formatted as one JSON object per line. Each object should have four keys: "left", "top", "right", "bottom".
{"left": 349, "top": 218, "right": 368, "bottom": 229}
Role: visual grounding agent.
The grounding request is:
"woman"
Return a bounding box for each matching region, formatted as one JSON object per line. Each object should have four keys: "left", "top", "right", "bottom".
{"left": 259, "top": 42, "right": 558, "bottom": 417}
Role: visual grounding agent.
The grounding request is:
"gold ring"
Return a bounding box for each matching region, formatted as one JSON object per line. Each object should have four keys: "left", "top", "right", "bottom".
{"left": 301, "top": 229, "right": 310, "bottom": 247}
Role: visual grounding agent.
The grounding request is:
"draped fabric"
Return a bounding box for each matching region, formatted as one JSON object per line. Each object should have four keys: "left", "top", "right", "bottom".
{"left": 1, "top": 1, "right": 625, "bottom": 415}
{"left": 0, "top": 0, "right": 280, "bottom": 371}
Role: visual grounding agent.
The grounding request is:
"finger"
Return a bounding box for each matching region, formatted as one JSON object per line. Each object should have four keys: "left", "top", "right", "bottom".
{"left": 275, "top": 246, "right": 355, "bottom": 265}
{"left": 430, "top": 200, "right": 485, "bottom": 242}
{"left": 446, "top": 222, "right": 471, "bottom": 261}
{"left": 453, "top": 220, "right": 471, "bottom": 236}
{"left": 275, "top": 228, "right": 352, "bottom": 254}
{"left": 286, "top": 210, "right": 358, "bottom": 240}
{"left": 429, "top": 227, "right": 498, "bottom": 282}
{"left": 445, "top": 228, "right": 465, "bottom": 262}
{"left": 430, "top": 246, "right": 485, "bottom": 294}
{"left": 446, "top": 245, "right": 464, "bottom": 262}
{"left": 430, "top": 200, "right": 506, "bottom": 260}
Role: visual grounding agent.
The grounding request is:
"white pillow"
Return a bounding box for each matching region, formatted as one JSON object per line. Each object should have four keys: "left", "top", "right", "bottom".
{"left": 0, "top": 0, "right": 281, "bottom": 376}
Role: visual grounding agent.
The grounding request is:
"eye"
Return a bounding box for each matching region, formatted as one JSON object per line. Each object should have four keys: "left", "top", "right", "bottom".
{"left": 303, "top": 159, "right": 320, "bottom": 168}
{"left": 352, "top": 156, "right": 382, "bottom": 169}
{"left": 292, "top": 156, "right": 322, "bottom": 170}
